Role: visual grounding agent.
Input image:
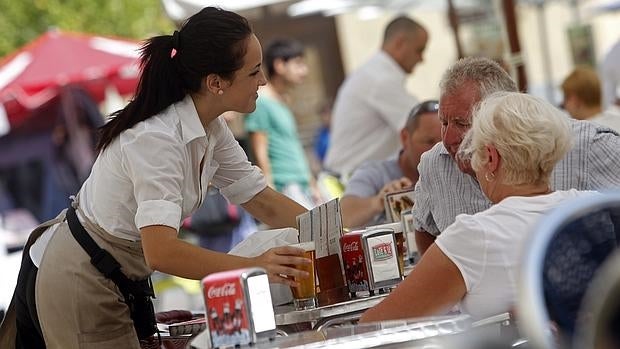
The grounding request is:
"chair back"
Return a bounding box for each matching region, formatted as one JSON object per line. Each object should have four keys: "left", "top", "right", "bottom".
{"left": 518, "top": 192, "right": 620, "bottom": 349}
{"left": 573, "top": 249, "right": 620, "bottom": 349}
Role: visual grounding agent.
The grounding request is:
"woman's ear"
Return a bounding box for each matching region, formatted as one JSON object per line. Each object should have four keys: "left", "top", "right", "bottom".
{"left": 204, "top": 74, "right": 224, "bottom": 96}
{"left": 486, "top": 144, "right": 501, "bottom": 173}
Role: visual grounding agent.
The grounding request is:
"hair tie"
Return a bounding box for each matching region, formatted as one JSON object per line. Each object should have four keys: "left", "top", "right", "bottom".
{"left": 170, "top": 30, "right": 180, "bottom": 58}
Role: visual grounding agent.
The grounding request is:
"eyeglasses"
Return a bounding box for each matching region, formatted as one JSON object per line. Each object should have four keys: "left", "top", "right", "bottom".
{"left": 409, "top": 100, "right": 439, "bottom": 119}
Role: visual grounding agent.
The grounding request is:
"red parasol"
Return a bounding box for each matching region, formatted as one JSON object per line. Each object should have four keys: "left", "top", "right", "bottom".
{"left": 0, "top": 29, "right": 141, "bottom": 132}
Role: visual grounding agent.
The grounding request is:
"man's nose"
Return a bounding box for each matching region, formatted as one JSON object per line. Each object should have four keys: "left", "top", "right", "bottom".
{"left": 442, "top": 125, "right": 460, "bottom": 145}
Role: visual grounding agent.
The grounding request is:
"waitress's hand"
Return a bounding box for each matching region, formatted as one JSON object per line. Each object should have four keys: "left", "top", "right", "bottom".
{"left": 253, "top": 246, "right": 311, "bottom": 287}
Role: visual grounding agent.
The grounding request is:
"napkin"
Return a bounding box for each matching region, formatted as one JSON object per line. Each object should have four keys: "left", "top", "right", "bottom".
{"left": 228, "top": 228, "right": 299, "bottom": 306}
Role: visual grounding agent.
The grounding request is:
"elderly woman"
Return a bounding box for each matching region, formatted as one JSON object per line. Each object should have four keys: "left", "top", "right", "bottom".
{"left": 360, "top": 91, "right": 597, "bottom": 322}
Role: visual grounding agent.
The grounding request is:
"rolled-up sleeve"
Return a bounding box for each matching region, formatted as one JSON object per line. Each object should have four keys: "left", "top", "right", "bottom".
{"left": 135, "top": 199, "right": 182, "bottom": 231}
{"left": 210, "top": 117, "right": 268, "bottom": 204}
{"left": 220, "top": 168, "right": 267, "bottom": 204}
{"left": 122, "top": 130, "right": 184, "bottom": 230}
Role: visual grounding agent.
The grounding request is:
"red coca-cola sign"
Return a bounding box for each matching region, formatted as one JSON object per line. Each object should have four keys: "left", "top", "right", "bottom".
{"left": 340, "top": 232, "right": 369, "bottom": 293}
{"left": 202, "top": 269, "right": 251, "bottom": 348}
{"left": 342, "top": 241, "right": 359, "bottom": 252}
{"left": 208, "top": 283, "right": 236, "bottom": 298}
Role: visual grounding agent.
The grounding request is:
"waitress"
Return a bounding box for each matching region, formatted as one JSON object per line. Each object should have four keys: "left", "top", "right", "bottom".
{"left": 7, "top": 7, "right": 310, "bottom": 348}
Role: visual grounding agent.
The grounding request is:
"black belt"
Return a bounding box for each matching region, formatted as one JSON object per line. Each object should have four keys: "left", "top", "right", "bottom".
{"left": 66, "top": 206, "right": 153, "bottom": 296}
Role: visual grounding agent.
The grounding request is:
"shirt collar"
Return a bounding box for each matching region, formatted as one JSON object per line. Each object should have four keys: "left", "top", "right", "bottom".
{"left": 174, "top": 94, "right": 207, "bottom": 144}
{"left": 438, "top": 142, "right": 450, "bottom": 156}
{"left": 375, "top": 50, "right": 408, "bottom": 84}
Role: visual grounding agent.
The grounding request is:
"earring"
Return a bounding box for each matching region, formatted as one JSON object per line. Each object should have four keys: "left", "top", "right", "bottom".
{"left": 484, "top": 172, "right": 495, "bottom": 182}
{"left": 217, "top": 90, "right": 224, "bottom": 95}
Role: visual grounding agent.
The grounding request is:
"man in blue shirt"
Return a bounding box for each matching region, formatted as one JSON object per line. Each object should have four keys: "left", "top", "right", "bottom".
{"left": 340, "top": 101, "right": 441, "bottom": 229}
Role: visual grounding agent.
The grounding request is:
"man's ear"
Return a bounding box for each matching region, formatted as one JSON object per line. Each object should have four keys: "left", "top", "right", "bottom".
{"left": 273, "top": 58, "right": 287, "bottom": 76}
{"left": 400, "top": 128, "right": 409, "bottom": 149}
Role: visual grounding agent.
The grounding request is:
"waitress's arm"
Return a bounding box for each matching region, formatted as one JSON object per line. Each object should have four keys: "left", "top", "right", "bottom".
{"left": 241, "top": 186, "right": 307, "bottom": 228}
{"left": 359, "top": 243, "right": 466, "bottom": 322}
{"left": 141, "top": 225, "right": 309, "bottom": 285}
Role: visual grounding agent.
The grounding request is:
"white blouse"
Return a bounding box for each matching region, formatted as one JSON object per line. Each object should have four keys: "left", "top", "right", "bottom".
{"left": 435, "top": 189, "right": 594, "bottom": 320}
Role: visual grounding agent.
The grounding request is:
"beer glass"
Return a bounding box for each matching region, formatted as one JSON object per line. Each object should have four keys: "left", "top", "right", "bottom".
{"left": 289, "top": 241, "right": 317, "bottom": 310}
{"left": 394, "top": 231, "right": 406, "bottom": 278}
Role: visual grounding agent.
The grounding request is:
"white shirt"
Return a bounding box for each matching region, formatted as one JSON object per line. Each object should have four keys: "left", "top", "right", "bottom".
{"left": 32, "top": 94, "right": 266, "bottom": 265}
{"left": 324, "top": 51, "right": 418, "bottom": 175}
{"left": 590, "top": 106, "right": 620, "bottom": 134}
{"left": 435, "top": 189, "right": 595, "bottom": 320}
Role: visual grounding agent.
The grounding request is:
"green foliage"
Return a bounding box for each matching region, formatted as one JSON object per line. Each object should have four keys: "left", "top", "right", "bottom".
{"left": 0, "top": 0, "right": 174, "bottom": 58}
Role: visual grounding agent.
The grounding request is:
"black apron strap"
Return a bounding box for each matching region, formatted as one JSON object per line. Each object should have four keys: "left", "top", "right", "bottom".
{"left": 65, "top": 206, "right": 153, "bottom": 296}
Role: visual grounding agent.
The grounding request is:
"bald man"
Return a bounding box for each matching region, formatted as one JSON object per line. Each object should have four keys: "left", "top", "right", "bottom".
{"left": 325, "top": 16, "right": 429, "bottom": 176}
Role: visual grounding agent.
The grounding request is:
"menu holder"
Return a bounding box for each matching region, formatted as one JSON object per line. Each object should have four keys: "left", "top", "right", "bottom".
{"left": 296, "top": 198, "right": 349, "bottom": 306}
{"left": 341, "top": 229, "right": 401, "bottom": 297}
{"left": 384, "top": 188, "right": 415, "bottom": 223}
{"left": 400, "top": 209, "right": 418, "bottom": 264}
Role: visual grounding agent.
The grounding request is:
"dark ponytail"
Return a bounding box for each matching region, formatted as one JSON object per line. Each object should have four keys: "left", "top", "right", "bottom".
{"left": 96, "top": 7, "right": 252, "bottom": 152}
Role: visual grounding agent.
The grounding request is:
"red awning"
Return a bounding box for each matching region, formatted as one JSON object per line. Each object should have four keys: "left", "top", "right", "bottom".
{"left": 0, "top": 30, "right": 141, "bottom": 131}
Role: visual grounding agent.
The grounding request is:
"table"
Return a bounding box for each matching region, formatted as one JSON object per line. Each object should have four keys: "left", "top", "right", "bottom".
{"left": 191, "top": 314, "right": 472, "bottom": 349}
{"left": 274, "top": 293, "right": 388, "bottom": 331}
{"left": 273, "top": 264, "right": 416, "bottom": 332}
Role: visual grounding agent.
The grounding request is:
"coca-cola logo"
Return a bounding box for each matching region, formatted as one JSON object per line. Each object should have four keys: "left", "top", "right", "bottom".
{"left": 343, "top": 241, "right": 359, "bottom": 252}
{"left": 208, "top": 283, "right": 236, "bottom": 298}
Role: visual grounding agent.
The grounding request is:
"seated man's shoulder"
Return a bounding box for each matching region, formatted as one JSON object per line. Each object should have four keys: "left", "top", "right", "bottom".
{"left": 344, "top": 159, "right": 393, "bottom": 197}
{"left": 419, "top": 143, "right": 451, "bottom": 167}
{"left": 349, "top": 158, "right": 394, "bottom": 180}
{"left": 570, "top": 118, "right": 620, "bottom": 137}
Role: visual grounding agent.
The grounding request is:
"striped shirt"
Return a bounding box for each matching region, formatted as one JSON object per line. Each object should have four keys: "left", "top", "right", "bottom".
{"left": 413, "top": 119, "right": 620, "bottom": 236}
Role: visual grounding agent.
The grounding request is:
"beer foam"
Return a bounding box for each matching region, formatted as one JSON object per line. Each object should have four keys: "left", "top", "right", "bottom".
{"left": 290, "top": 241, "right": 315, "bottom": 251}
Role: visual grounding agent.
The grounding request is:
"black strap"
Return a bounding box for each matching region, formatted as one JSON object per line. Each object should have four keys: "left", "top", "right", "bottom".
{"left": 66, "top": 206, "right": 153, "bottom": 297}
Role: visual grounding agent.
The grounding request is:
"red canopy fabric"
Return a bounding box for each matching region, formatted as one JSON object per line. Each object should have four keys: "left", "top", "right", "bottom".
{"left": 0, "top": 30, "right": 141, "bottom": 130}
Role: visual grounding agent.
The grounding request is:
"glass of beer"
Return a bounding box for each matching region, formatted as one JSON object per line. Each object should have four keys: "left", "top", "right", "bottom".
{"left": 289, "top": 241, "right": 317, "bottom": 310}
{"left": 394, "top": 231, "right": 406, "bottom": 278}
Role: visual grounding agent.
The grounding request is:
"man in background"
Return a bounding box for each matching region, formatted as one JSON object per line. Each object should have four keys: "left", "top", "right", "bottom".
{"left": 245, "top": 38, "right": 319, "bottom": 208}
{"left": 340, "top": 100, "right": 441, "bottom": 229}
{"left": 325, "top": 16, "right": 428, "bottom": 177}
